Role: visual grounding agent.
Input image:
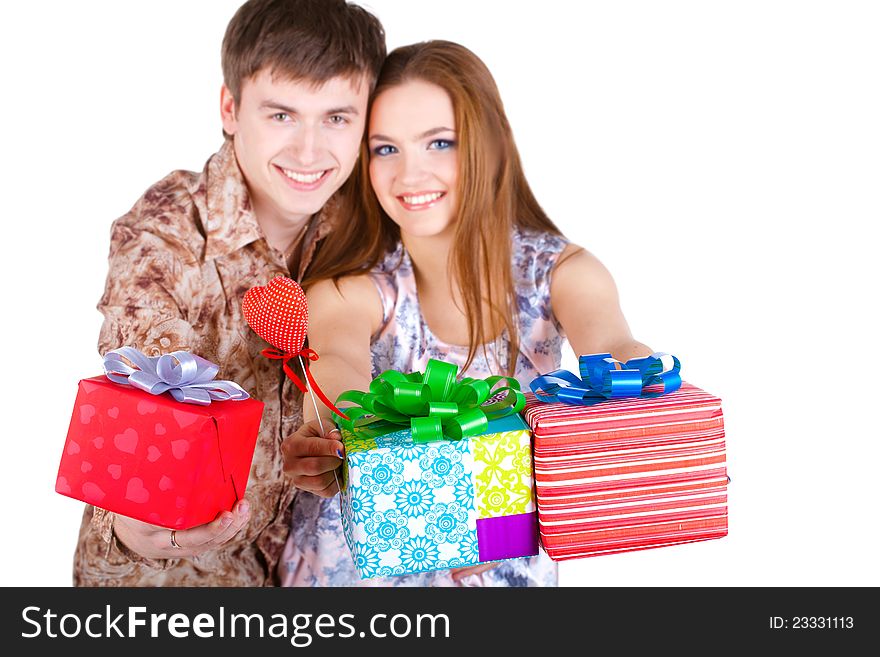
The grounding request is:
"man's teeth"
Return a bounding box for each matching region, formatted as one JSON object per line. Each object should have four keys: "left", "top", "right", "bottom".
{"left": 282, "top": 168, "right": 325, "bottom": 183}
{"left": 402, "top": 192, "right": 443, "bottom": 205}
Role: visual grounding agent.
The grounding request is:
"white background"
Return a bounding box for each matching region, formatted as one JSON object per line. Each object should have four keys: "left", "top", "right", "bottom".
{"left": 1, "top": 0, "right": 877, "bottom": 587}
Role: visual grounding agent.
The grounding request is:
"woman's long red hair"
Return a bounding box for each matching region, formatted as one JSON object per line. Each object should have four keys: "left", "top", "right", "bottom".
{"left": 304, "top": 40, "right": 563, "bottom": 375}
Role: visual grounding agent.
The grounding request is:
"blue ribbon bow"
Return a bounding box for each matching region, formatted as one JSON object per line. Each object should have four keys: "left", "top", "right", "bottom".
{"left": 103, "top": 346, "right": 250, "bottom": 406}
{"left": 529, "top": 352, "right": 681, "bottom": 405}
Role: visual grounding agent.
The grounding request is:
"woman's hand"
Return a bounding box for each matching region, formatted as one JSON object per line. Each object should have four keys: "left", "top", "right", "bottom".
{"left": 450, "top": 562, "right": 499, "bottom": 582}
{"left": 282, "top": 418, "right": 345, "bottom": 497}
{"left": 113, "top": 498, "right": 251, "bottom": 559}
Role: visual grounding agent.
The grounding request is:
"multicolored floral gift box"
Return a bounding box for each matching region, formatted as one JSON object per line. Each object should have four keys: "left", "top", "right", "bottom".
{"left": 338, "top": 413, "right": 538, "bottom": 579}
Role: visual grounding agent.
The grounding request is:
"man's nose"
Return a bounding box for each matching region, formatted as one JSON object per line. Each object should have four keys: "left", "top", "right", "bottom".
{"left": 290, "top": 126, "right": 322, "bottom": 167}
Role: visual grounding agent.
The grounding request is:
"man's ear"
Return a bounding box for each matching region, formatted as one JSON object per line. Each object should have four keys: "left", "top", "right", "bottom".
{"left": 220, "top": 85, "right": 238, "bottom": 136}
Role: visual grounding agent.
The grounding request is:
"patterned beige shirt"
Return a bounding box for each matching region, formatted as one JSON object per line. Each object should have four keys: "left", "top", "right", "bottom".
{"left": 73, "top": 140, "right": 336, "bottom": 586}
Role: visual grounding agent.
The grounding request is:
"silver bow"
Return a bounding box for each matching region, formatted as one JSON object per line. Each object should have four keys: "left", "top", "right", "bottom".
{"left": 103, "top": 347, "right": 250, "bottom": 406}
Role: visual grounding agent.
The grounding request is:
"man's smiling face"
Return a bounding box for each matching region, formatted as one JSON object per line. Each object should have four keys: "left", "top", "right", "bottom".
{"left": 221, "top": 70, "right": 369, "bottom": 226}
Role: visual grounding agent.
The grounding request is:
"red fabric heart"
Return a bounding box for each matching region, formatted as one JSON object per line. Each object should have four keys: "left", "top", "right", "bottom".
{"left": 242, "top": 276, "right": 308, "bottom": 353}
{"left": 242, "top": 276, "right": 350, "bottom": 421}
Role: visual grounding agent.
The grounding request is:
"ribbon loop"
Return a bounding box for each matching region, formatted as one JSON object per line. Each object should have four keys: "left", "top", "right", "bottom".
{"left": 334, "top": 358, "right": 524, "bottom": 443}
{"left": 412, "top": 416, "right": 444, "bottom": 444}
{"left": 259, "top": 347, "right": 350, "bottom": 420}
{"left": 103, "top": 346, "right": 250, "bottom": 406}
{"left": 530, "top": 352, "right": 681, "bottom": 406}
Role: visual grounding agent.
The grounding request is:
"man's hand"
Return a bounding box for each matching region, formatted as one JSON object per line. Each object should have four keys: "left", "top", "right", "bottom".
{"left": 282, "top": 418, "right": 345, "bottom": 497}
{"left": 113, "top": 499, "right": 251, "bottom": 559}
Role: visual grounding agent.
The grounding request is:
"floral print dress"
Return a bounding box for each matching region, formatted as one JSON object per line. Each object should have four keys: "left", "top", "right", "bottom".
{"left": 281, "top": 228, "right": 569, "bottom": 586}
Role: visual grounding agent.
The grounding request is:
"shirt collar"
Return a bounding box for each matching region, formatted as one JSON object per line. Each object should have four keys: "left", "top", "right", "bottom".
{"left": 196, "top": 140, "right": 263, "bottom": 262}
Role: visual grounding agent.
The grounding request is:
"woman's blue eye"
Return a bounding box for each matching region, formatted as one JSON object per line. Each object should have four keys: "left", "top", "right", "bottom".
{"left": 429, "top": 139, "right": 455, "bottom": 150}
{"left": 373, "top": 144, "right": 398, "bottom": 156}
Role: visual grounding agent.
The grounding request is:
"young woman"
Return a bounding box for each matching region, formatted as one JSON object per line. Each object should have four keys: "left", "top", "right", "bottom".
{"left": 280, "top": 41, "right": 653, "bottom": 586}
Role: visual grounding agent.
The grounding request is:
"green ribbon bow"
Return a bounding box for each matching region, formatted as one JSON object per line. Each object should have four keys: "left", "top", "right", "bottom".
{"left": 332, "top": 359, "right": 526, "bottom": 444}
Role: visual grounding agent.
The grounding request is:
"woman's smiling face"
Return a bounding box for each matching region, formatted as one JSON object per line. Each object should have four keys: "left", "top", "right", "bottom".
{"left": 368, "top": 79, "right": 459, "bottom": 239}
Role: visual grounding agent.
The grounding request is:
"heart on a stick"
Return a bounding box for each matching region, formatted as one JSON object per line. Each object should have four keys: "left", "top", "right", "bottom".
{"left": 242, "top": 275, "right": 349, "bottom": 420}
{"left": 242, "top": 276, "right": 308, "bottom": 353}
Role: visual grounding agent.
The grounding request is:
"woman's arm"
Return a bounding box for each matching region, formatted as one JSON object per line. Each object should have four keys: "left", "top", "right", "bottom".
{"left": 282, "top": 275, "right": 383, "bottom": 496}
{"left": 550, "top": 243, "right": 654, "bottom": 360}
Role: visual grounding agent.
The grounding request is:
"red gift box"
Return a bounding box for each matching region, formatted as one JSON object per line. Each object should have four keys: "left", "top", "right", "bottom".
{"left": 56, "top": 376, "right": 264, "bottom": 529}
{"left": 523, "top": 382, "right": 727, "bottom": 560}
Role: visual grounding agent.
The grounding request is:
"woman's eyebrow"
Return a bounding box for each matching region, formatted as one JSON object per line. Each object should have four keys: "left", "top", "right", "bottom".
{"left": 369, "top": 126, "right": 455, "bottom": 142}
{"left": 418, "top": 126, "right": 455, "bottom": 139}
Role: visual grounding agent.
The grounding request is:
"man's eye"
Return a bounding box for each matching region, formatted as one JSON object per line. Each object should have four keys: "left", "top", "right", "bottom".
{"left": 328, "top": 115, "right": 348, "bottom": 125}
{"left": 373, "top": 144, "right": 397, "bottom": 157}
{"left": 272, "top": 113, "right": 290, "bottom": 122}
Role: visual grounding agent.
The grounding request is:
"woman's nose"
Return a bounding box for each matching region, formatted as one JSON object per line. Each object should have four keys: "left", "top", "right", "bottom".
{"left": 399, "top": 153, "right": 429, "bottom": 186}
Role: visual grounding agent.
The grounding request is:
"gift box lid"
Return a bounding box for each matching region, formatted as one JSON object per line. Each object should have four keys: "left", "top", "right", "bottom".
{"left": 524, "top": 382, "right": 722, "bottom": 438}
{"left": 340, "top": 411, "right": 529, "bottom": 454}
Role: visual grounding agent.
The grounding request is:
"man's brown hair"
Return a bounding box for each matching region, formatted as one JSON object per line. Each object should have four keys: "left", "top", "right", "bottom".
{"left": 221, "top": 0, "right": 386, "bottom": 104}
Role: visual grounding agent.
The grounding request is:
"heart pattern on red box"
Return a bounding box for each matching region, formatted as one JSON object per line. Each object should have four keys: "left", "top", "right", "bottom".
{"left": 82, "top": 481, "right": 106, "bottom": 503}
{"left": 56, "top": 475, "right": 71, "bottom": 494}
{"left": 242, "top": 275, "right": 308, "bottom": 353}
{"left": 114, "top": 428, "right": 139, "bottom": 454}
{"left": 80, "top": 404, "right": 96, "bottom": 424}
{"left": 171, "top": 440, "right": 190, "bottom": 460}
{"left": 126, "top": 477, "right": 150, "bottom": 504}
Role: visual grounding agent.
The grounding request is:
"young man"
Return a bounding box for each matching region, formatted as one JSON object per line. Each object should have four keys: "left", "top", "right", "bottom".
{"left": 73, "top": 0, "right": 386, "bottom": 586}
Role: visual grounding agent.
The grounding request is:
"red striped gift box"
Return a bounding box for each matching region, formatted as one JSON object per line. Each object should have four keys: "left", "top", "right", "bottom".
{"left": 523, "top": 382, "right": 727, "bottom": 560}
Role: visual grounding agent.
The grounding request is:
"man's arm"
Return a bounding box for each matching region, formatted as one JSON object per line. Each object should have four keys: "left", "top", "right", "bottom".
{"left": 88, "top": 217, "right": 249, "bottom": 564}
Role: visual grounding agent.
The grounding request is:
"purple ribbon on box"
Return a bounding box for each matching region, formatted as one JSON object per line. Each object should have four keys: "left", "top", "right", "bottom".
{"left": 103, "top": 346, "right": 250, "bottom": 406}
{"left": 477, "top": 513, "right": 538, "bottom": 562}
